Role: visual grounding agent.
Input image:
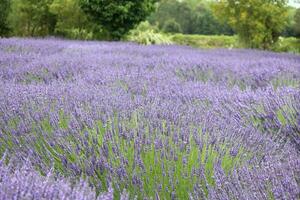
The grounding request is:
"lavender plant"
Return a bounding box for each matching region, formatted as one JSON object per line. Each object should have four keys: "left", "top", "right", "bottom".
{"left": 0, "top": 153, "right": 118, "bottom": 200}
{"left": 0, "top": 38, "right": 299, "bottom": 199}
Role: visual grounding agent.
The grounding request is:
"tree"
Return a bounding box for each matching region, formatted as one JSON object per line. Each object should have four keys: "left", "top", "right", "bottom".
{"left": 213, "top": 0, "right": 289, "bottom": 49}
{"left": 50, "top": 0, "right": 88, "bottom": 33}
{"left": 162, "top": 19, "right": 182, "bottom": 33}
{"left": 0, "top": 0, "right": 10, "bottom": 36}
{"left": 9, "top": 0, "right": 56, "bottom": 36}
{"left": 79, "top": 0, "right": 157, "bottom": 40}
{"left": 295, "top": 8, "right": 300, "bottom": 37}
{"left": 149, "top": 0, "right": 194, "bottom": 34}
{"left": 50, "top": 0, "right": 100, "bottom": 39}
{"left": 148, "top": 0, "right": 234, "bottom": 35}
{"left": 281, "top": 7, "right": 297, "bottom": 37}
{"left": 192, "top": 4, "right": 234, "bottom": 35}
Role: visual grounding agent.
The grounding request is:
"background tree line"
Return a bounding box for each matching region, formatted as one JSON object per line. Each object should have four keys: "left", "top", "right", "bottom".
{"left": 0, "top": 0, "right": 158, "bottom": 40}
{"left": 0, "top": 0, "right": 300, "bottom": 50}
{"left": 148, "top": 0, "right": 234, "bottom": 35}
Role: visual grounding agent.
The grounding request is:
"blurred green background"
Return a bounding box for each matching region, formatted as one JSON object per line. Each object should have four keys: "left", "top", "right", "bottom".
{"left": 0, "top": 0, "right": 299, "bottom": 52}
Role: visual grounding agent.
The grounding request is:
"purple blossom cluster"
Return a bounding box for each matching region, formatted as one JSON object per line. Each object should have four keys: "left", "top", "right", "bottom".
{"left": 0, "top": 154, "right": 119, "bottom": 200}
{"left": 0, "top": 38, "right": 299, "bottom": 199}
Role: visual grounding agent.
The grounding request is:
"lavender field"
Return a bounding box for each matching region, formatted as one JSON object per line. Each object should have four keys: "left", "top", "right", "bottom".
{"left": 0, "top": 38, "right": 300, "bottom": 200}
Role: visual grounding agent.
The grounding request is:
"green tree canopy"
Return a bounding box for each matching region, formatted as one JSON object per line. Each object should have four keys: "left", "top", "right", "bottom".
{"left": 9, "top": 0, "right": 56, "bottom": 36}
{"left": 148, "top": 0, "right": 233, "bottom": 35}
{"left": 49, "top": 0, "right": 102, "bottom": 40}
{"left": 149, "top": 0, "right": 194, "bottom": 33}
{"left": 162, "top": 19, "right": 183, "bottom": 33}
{"left": 192, "top": 3, "right": 233, "bottom": 35}
{"left": 213, "top": 0, "right": 289, "bottom": 49}
{"left": 79, "top": 0, "right": 157, "bottom": 40}
{"left": 295, "top": 8, "right": 300, "bottom": 37}
{"left": 0, "top": 0, "right": 11, "bottom": 36}
{"left": 50, "top": 0, "right": 88, "bottom": 33}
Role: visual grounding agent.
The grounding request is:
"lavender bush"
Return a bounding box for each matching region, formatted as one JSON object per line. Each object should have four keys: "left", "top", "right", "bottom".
{"left": 0, "top": 38, "right": 299, "bottom": 199}
{"left": 0, "top": 153, "right": 116, "bottom": 200}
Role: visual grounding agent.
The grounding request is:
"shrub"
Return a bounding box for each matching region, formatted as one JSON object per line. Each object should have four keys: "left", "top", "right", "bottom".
{"left": 272, "top": 37, "right": 300, "bottom": 53}
{"left": 126, "top": 22, "right": 173, "bottom": 45}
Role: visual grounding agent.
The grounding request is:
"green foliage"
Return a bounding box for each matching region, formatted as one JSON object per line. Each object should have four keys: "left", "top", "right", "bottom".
{"left": 213, "top": 0, "right": 289, "bottom": 49}
{"left": 281, "top": 7, "right": 298, "bottom": 37}
{"left": 295, "top": 8, "right": 300, "bottom": 37}
{"left": 7, "top": 0, "right": 109, "bottom": 40}
{"left": 149, "top": 0, "right": 193, "bottom": 33}
{"left": 50, "top": 0, "right": 87, "bottom": 31}
{"left": 49, "top": 0, "right": 93, "bottom": 39}
{"left": 148, "top": 0, "right": 233, "bottom": 35}
{"left": 171, "top": 34, "right": 239, "bottom": 49}
{"left": 171, "top": 33, "right": 300, "bottom": 53}
{"left": 62, "top": 28, "right": 94, "bottom": 40}
{"left": 49, "top": 0, "right": 108, "bottom": 40}
{"left": 126, "top": 22, "right": 173, "bottom": 45}
{"left": 162, "top": 19, "right": 182, "bottom": 33}
{"left": 9, "top": 0, "right": 56, "bottom": 36}
{"left": 197, "top": 4, "right": 234, "bottom": 35}
{"left": 0, "top": 0, "right": 10, "bottom": 36}
{"left": 79, "top": 0, "right": 157, "bottom": 40}
{"left": 2, "top": 0, "right": 300, "bottom": 51}
{"left": 271, "top": 37, "right": 300, "bottom": 53}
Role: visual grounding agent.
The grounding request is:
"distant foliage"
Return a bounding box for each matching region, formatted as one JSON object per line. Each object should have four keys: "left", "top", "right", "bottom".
{"left": 162, "top": 19, "right": 182, "bottom": 33}
{"left": 171, "top": 34, "right": 238, "bottom": 49}
{"left": 148, "top": 0, "right": 234, "bottom": 35}
{"left": 1, "top": 0, "right": 299, "bottom": 51}
{"left": 63, "top": 28, "right": 93, "bottom": 40}
{"left": 171, "top": 33, "right": 300, "bottom": 53}
{"left": 281, "top": 7, "right": 298, "bottom": 37}
{"left": 213, "top": 0, "right": 289, "bottom": 49}
{"left": 0, "top": 0, "right": 10, "bottom": 36}
{"left": 149, "top": 0, "right": 193, "bottom": 33}
{"left": 272, "top": 36, "right": 300, "bottom": 53}
{"left": 49, "top": 0, "right": 94, "bottom": 39}
{"left": 126, "top": 21, "right": 173, "bottom": 45}
{"left": 192, "top": 4, "right": 234, "bottom": 35}
{"left": 295, "top": 8, "right": 300, "bottom": 37}
{"left": 8, "top": 0, "right": 107, "bottom": 40}
{"left": 9, "top": 0, "right": 56, "bottom": 37}
{"left": 79, "top": 0, "right": 157, "bottom": 40}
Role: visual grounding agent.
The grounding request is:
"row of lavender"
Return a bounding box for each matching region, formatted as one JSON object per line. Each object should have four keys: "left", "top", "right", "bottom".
{"left": 0, "top": 38, "right": 299, "bottom": 199}
{"left": 0, "top": 153, "right": 118, "bottom": 200}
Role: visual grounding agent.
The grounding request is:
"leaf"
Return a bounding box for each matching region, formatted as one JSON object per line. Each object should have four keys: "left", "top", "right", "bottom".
{"left": 277, "top": 110, "right": 286, "bottom": 126}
